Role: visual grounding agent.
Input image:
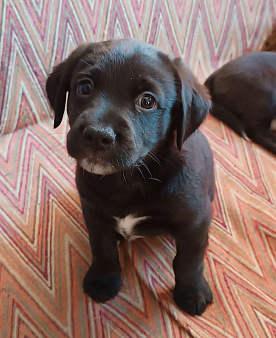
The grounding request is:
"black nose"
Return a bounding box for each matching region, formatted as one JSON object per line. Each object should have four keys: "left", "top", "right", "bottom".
{"left": 83, "top": 126, "right": 116, "bottom": 148}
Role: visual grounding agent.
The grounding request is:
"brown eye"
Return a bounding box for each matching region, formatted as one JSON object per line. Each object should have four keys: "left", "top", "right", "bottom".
{"left": 136, "top": 93, "right": 157, "bottom": 110}
{"left": 77, "top": 80, "right": 93, "bottom": 96}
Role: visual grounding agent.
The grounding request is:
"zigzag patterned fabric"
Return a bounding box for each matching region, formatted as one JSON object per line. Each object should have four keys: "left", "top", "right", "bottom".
{"left": 0, "top": 1, "right": 276, "bottom": 337}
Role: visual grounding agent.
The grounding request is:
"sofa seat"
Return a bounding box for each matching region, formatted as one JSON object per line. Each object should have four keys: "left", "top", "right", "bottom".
{"left": 1, "top": 112, "right": 276, "bottom": 337}
{"left": 1, "top": 1, "right": 276, "bottom": 336}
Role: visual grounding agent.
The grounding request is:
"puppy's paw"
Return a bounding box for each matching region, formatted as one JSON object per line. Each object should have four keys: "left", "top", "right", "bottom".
{"left": 173, "top": 278, "right": 213, "bottom": 316}
{"left": 83, "top": 268, "right": 121, "bottom": 303}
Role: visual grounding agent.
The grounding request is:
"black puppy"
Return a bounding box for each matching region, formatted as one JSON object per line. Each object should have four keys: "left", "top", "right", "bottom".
{"left": 46, "top": 39, "right": 214, "bottom": 316}
{"left": 205, "top": 52, "right": 276, "bottom": 155}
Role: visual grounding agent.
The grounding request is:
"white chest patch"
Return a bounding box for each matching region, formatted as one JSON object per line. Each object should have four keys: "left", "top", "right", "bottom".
{"left": 270, "top": 119, "right": 276, "bottom": 132}
{"left": 114, "top": 215, "right": 150, "bottom": 241}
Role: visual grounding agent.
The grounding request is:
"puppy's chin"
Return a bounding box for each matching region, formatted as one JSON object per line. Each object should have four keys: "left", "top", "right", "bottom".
{"left": 79, "top": 159, "right": 117, "bottom": 175}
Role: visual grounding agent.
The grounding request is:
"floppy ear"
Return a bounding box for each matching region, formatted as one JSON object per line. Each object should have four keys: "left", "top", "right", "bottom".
{"left": 46, "top": 44, "right": 89, "bottom": 128}
{"left": 172, "top": 57, "right": 211, "bottom": 150}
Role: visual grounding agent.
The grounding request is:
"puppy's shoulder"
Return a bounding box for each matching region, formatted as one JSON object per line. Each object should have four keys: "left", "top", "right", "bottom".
{"left": 182, "top": 130, "right": 212, "bottom": 159}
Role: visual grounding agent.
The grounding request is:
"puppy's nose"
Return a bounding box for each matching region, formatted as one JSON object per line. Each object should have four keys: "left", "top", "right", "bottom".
{"left": 83, "top": 126, "right": 116, "bottom": 148}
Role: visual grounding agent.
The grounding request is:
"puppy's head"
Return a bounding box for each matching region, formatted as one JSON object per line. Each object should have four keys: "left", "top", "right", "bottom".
{"left": 46, "top": 40, "right": 210, "bottom": 175}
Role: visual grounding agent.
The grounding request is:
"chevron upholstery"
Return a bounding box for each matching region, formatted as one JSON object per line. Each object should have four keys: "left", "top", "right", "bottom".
{"left": 0, "top": 1, "right": 276, "bottom": 337}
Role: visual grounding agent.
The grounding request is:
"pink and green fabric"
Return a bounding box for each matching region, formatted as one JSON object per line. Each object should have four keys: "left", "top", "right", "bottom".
{"left": 0, "top": 1, "right": 276, "bottom": 337}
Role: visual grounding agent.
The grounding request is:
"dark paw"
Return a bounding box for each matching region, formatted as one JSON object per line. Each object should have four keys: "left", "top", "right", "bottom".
{"left": 83, "top": 268, "right": 121, "bottom": 303}
{"left": 173, "top": 278, "right": 213, "bottom": 316}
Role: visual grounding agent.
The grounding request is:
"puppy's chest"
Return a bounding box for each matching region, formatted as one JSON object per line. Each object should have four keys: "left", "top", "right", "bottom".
{"left": 114, "top": 214, "right": 150, "bottom": 241}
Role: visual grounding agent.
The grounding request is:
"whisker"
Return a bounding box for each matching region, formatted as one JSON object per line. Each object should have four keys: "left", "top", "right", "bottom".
{"left": 135, "top": 164, "right": 146, "bottom": 183}
{"left": 120, "top": 159, "right": 125, "bottom": 168}
{"left": 149, "top": 177, "right": 162, "bottom": 183}
{"left": 122, "top": 170, "right": 127, "bottom": 184}
{"left": 97, "top": 175, "right": 105, "bottom": 184}
{"left": 154, "top": 150, "right": 169, "bottom": 162}
{"left": 148, "top": 152, "right": 161, "bottom": 166}
{"left": 150, "top": 152, "right": 161, "bottom": 163}
{"left": 141, "top": 160, "right": 152, "bottom": 178}
{"left": 89, "top": 162, "right": 93, "bottom": 173}
{"left": 119, "top": 159, "right": 127, "bottom": 184}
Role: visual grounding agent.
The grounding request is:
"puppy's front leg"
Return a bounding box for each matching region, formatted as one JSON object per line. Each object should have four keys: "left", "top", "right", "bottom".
{"left": 81, "top": 199, "right": 121, "bottom": 303}
{"left": 173, "top": 224, "right": 213, "bottom": 316}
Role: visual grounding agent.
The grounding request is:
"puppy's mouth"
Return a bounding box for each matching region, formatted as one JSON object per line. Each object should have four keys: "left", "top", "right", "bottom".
{"left": 67, "top": 126, "right": 155, "bottom": 176}
{"left": 78, "top": 153, "right": 147, "bottom": 176}
{"left": 79, "top": 157, "right": 117, "bottom": 175}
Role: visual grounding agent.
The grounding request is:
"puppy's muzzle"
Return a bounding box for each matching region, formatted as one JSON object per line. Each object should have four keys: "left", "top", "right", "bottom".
{"left": 67, "top": 111, "right": 140, "bottom": 175}
{"left": 83, "top": 126, "right": 116, "bottom": 150}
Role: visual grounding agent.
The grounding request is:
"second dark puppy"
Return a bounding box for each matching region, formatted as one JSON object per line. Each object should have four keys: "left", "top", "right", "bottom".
{"left": 262, "top": 22, "right": 276, "bottom": 51}
{"left": 205, "top": 52, "right": 276, "bottom": 155}
{"left": 46, "top": 39, "right": 214, "bottom": 316}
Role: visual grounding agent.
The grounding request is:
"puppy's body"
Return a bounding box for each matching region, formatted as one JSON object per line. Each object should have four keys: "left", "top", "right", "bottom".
{"left": 76, "top": 129, "right": 214, "bottom": 240}
{"left": 46, "top": 39, "right": 214, "bottom": 316}
{"left": 205, "top": 52, "right": 276, "bottom": 155}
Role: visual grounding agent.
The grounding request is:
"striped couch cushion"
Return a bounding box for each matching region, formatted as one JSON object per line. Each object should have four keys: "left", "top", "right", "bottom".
{"left": 0, "top": 1, "right": 276, "bottom": 337}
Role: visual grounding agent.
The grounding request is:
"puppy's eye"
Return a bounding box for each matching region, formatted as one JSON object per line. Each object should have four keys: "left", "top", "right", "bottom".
{"left": 136, "top": 93, "right": 157, "bottom": 110}
{"left": 77, "top": 80, "right": 93, "bottom": 96}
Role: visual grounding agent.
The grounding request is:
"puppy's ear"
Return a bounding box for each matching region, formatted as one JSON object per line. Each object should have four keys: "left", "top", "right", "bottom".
{"left": 172, "top": 57, "right": 211, "bottom": 150}
{"left": 46, "top": 44, "right": 88, "bottom": 128}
